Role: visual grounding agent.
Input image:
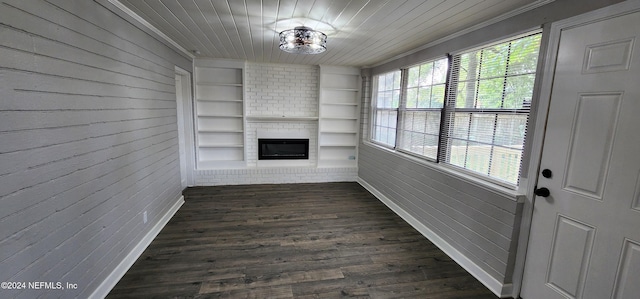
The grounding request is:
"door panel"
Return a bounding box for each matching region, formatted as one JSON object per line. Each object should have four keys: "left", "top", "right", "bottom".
{"left": 563, "top": 93, "right": 621, "bottom": 198}
{"left": 634, "top": 172, "right": 640, "bottom": 211}
{"left": 546, "top": 216, "right": 595, "bottom": 298}
{"left": 612, "top": 239, "right": 640, "bottom": 299}
{"left": 583, "top": 38, "right": 634, "bottom": 74}
{"left": 522, "top": 8, "right": 640, "bottom": 299}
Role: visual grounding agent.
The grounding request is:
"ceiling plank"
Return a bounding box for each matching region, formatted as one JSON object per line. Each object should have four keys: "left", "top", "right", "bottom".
{"left": 169, "top": 0, "right": 225, "bottom": 57}
{"left": 116, "top": 0, "right": 546, "bottom": 66}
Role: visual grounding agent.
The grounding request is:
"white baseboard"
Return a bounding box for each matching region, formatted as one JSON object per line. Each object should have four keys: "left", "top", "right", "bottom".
{"left": 89, "top": 196, "right": 185, "bottom": 299}
{"left": 357, "top": 178, "right": 512, "bottom": 298}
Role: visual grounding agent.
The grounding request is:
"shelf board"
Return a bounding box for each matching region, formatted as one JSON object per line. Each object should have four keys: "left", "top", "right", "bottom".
{"left": 320, "top": 116, "right": 358, "bottom": 120}
{"left": 197, "top": 114, "right": 243, "bottom": 118}
{"left": 197, "top": 98, "right": 243, "bottom": 102}
{"left": 321, "top": 87, "right": 359, "bottom": 92}
{"left": 321, "top": 102, "right": 358, "bottom": 106}
{"left": 196, "top": 82, "right": 242, "bottom": 87}
{"left": 246, "top": 116, "right": 319, "bottom": 122}
{"left": 198, "top": 129, "right": 244, "bottom": 133}
{"left": 198, "top": 144, "right": 244, "bottom": 148}
{"left": 318, "top": 158, "right": 357, "bottom": 162}
{"left": 319, "top": 144, "right": 357, "bottom": 147}
{"left": 320, "top": 130, "right": 358, "bottom": 134}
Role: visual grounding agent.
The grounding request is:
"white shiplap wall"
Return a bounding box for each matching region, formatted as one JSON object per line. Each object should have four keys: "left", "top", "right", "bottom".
{"left": 358, "top": 145, "right": 523, "bottom": 283}
{"left": 0, "top": 0, "right": 191, "bottom": 297}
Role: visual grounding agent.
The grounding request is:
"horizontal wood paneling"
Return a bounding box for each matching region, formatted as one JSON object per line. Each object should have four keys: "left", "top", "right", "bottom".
{"left": 358, "top": 143, "right": 523, "bottom": 283}
{"left": 0, "top": 0, "right": 191, "bottom": 297}
{"left": 0, "top": 0, "right": 181, "bottom": 75}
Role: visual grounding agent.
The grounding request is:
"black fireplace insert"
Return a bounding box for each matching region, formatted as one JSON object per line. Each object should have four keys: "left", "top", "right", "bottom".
{"left": 258, "top": 138, "right": 309, "bottom": 160}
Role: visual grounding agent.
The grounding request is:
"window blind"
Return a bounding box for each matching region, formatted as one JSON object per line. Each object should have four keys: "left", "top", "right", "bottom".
{"left": 440, "top": 32, "right": 542, "bottom": 185}
{"left": 397, "top": 58, "right": 448, "bottom": 160}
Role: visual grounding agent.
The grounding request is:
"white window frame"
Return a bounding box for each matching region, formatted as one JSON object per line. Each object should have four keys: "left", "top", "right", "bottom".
{"left": 370, "top": 70, "right": 401, "bottom": 148}
{"left": 396, "top": 57, "right": 449, "bottom": 161}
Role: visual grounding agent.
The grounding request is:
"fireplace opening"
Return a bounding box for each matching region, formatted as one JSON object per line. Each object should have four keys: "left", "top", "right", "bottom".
{"left": 258, "top": 138, "right": 309, "bottom": 160}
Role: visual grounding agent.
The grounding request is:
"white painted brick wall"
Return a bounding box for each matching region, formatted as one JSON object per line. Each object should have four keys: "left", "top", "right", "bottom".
{"left": 246, "top": 62, "right": 318, "bottom": 117}
{"left": 194, "top": 167, "right": 357, "bottom": 186}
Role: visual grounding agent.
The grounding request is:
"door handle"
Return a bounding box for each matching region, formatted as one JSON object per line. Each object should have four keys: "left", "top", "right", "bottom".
{"left": 534, "top": 187, "right": 550, "bottom": 197}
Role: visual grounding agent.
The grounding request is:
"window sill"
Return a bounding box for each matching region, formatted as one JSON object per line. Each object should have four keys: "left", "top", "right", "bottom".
{"left": 361, "top": 141, "right": 526, "bottom": 202}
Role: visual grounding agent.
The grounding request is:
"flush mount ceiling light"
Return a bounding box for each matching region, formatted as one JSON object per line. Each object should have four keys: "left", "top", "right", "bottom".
{"left": 279, "top": 26, "right": 327, "bottom": 54}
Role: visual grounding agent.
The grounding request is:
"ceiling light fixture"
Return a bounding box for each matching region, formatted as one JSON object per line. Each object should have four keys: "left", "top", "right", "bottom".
{"left": 279, "top": 26, "right": 327, "bottom": 54}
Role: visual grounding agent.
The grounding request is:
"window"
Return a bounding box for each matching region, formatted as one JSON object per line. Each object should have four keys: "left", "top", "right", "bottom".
{"left": 398, "top": 58, "right": 448, "bottom": 160}
{"left": 442, "top": 32, "right": 541, "bottom": 184}
{"left": 369, "top": 32, "right": 542, "bottom": 186}
{"left": 371, "top": 70, "right": 401, "bottom": 147}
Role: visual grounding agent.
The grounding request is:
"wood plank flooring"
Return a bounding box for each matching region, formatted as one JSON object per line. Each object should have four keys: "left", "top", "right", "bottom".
{"left": 107, "top": 182, "right": 498, "bottom": 298}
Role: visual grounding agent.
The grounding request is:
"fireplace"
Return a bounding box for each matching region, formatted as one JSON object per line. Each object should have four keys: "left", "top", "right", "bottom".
{"left": 258, "top": 138, "right": 309, "bottom": 160}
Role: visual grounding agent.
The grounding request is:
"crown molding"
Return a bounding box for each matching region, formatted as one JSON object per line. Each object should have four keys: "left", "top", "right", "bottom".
{"left": 108, "top": 0, "right": 194, "bottom": 59}
{"left": 369, "top": 0, "right": 555, "bottom": 68}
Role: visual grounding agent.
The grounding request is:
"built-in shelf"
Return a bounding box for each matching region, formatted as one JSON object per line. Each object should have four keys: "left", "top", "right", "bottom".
{"left": 318, "top": 65, "right": 361, "bottom": 168}
{"left": 246, "top": 116, "right": 319, "bottom": 122}
{"left": 191, "top": 61, "right": 361, "bottom": 171}
{"left": 194, "top": 59, "right": 246, "bottom": 169}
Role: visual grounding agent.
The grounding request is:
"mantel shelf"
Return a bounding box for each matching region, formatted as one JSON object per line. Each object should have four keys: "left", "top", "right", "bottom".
{"left": 246, "top": 116, "right": 319, "bottom": 122}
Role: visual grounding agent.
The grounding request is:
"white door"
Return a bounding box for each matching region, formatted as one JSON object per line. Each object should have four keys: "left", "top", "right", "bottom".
{"left": 521, "top": 7, "right": 640, "bottom": 299}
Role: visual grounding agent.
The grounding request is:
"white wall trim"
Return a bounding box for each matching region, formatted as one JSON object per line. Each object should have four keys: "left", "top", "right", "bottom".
{"left": 357, "top": 177, "right": 512, "bottom": 298}
{"left": 175, "top": 66, "right": 196, "bottom": 187}
{"left": 88, "top": 196, "right": 185, "bottom": 299}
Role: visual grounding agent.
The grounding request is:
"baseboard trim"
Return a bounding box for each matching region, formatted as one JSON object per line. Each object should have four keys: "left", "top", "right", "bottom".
{"left": 89, "top": 196, "right": 185, "bottom": 299}
{"left": 357, "top": 178, "right": 512, "bottom": 298}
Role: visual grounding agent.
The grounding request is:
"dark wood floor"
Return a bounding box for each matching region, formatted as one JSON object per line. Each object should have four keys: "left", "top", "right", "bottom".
{"left": 107, "top": 182, "right": 498, "bottom": 299}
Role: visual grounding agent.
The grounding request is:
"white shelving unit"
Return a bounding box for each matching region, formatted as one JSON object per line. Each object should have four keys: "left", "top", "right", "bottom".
{"left": 318, "top": 65, "right": 361, "bottom": 168}
{"left": 194, "top": 59, "right": 246, "bottom": 169}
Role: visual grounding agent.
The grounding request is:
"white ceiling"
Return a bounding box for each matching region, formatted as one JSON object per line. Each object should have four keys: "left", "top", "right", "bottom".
{"left": 115, "top": 0, "right": 551, "bottom": 67}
